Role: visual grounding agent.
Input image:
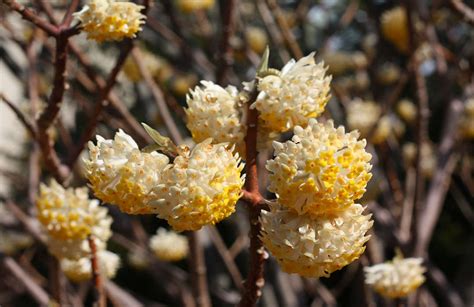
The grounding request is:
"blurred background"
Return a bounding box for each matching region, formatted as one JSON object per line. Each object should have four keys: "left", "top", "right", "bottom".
{"left": 0, "top": 0, "right": 473, "bottom": 306}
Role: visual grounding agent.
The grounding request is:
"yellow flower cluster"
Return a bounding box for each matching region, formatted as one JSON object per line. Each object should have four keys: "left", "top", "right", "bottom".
{"left": 36, "top": 180, "right": 108, "bottom": 241}
{"left": 177, "top": 0, "right": 215, "bottom": 13}
{"left": 85, "top": 130, "right": 170, "bottom": 214}
{"left": 150, "top": 140, "right": 245, "bottom": 231}
{"left": 61, "top": 250, "right": 120, "bottom": 282}
{"left": 461, "top": 98, "right": 474, "bottom": 139}
{"left": 267, "top": 119, "right": 372, "bottom": 215}
{"left": 262, "top": 119, "right": 373, "bottom": 278}
{"left": 261, "top": 204, "right": 372, "bottom": 277}
{"left": 253, "top": 52, "right": 331, "bottom": 134}
{"left": 185, "top": 81, "right": 246, "bottom": 154}
{"left": 381, "top": 6, "right": 409, "bottom": 53}
{"left": 149, "top": 228, "right": 189, "bottom": 261}
{"left": 364, "top": 253, "right": 426, "bottom": 298}
{"left": 74, "top": 0, "right": 146, "bottom": 42}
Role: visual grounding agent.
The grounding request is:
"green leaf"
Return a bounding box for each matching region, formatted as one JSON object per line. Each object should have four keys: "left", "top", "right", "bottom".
{"left": 142, "top": 123, "right": 178, "bottom": 156}
{"left": 256, "top": 46, "right": 270, "bottom": 77}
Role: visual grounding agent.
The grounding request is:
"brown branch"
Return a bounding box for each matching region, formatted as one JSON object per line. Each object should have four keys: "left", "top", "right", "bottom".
{"left": 104, "top": 281, "right": 144, "bottom": 307}
{"left": 449, "top": 0, "right": 474, "bottom": 25}
{"left": 88, "top": 236, "right": 106, "bottom": 307}
{"left": 216, "top": 0, "right": 238, "bottom": 84}
{"left": 187, "top": 232, "right": 211, "bottom": 307}
{"left": 60, "top": 0, "right": 80, "bottom": 27}
{"left": 131, "top": 48, "right": 184, "bottom": 144}
{"left": 265, "top": 0, "right": 303, "bottom": 59}
{"left": 0, "top": 94, "right": 37, "bottom": 138}
{"left": 239, "top": 90, "right": 265, "bottom": 307}
{"left": 3, "top": 0, "right": 58, "bottom": 36}
{"left": 2, "top": 256, "right": 51, "bottom": 305}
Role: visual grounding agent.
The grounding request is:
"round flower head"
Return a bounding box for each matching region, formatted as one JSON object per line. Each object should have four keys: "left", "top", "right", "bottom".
{"left": 177, "top": 0, "right": 215, "bottom": 13}
{"left": 245, "top": 27, "right": 268, "bottom": 54}
{"left": 85, "top": 130, "right": 170, "bottom": 214}
{"left": 61, "top": 250, "right": 120, "bottom": 282}
{"left": 74, "top": 0, "right": 146, "bottom": 42}
{"left": 46, "top": 211, "right": 112, "bottom": 260}
{"left": 347, "top": 99, "right": 381, "bottom": 138}
{"left": 260, "top": 203, "right": 373, "bottom": 278}
{"left": 381, "top": 6, "right": 409, "bottom": 53}
{"left": 185, "top": 81, "right": 246, "bottom": 154}
{"left": 397, "top": 99, "right": 417, "bottom": 123}
{"left": 36, "top": 180, "right": 109, "bottom": 241}
{"left": 267, "top": 119, "right": 372, "bottom": 216}
{"left": 149, "top": 228, "right": 189, "bottom": 261}
{"left": 150, "top": 139, "right": 245, "bottom": 231}
{"left": 364, "top": 254, "right": 426, "bottom": 298}
{"left": 253, "top": 52, "right": 331, "bottom": 133}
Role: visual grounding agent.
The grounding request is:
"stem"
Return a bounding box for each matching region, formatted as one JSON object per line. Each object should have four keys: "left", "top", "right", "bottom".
{"left": 187, "top": 232, "right": 211, "bottom": 307}
{"left": 239, "top": 90, "right": 265, "bottom": 307}
{"left": 216, "top": 0, "right": 238, "bottom": 84}
{"left": 88, "top": 236, "right": 106, "bottom": 307}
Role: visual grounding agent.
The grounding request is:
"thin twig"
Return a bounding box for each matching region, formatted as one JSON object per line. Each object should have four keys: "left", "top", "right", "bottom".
{"left": 187, "top": 232, "right": 211, "bottom": 307}
{"left": 449, "top": 0, "right": 474, "bottom": 25}
{"left": 3, "top": 0, "right": 58, "bottom": 36}
{"left": 216, "top": 0, "right": 238, "bottom": 84}
{"left": 88, "top": 236, "right": 106, "bottom": 307}
{"left": 0, "top": 94, "right": 37, "bottom": 138}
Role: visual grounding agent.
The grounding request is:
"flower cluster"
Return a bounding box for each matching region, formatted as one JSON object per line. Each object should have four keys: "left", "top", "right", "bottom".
{"left": 364, "top": 253, "right": 426, "bottom": 298}
{"left": 461, "top": 98, "right": 474, "bottom": 139}
{"left": 150, "top": 140, "right": 245, "bottom": 231}
{"left": 84, "top": 130, "right": 170, "bottom": 214}
{"left": 149, "top": 228, "right": 188, "bottom": 261}
{"left": 262, "top": 119, "right": 373, "bottom": 277}
{"left": 36, "top": 180, "right": 118, "bottom": 281}
{"left": 185, "top": 81, "right": 246, "bottom": 154}
{"left": 74, "top": 0, "right": 146, "bottom": 42}
{"left": 177, "top": 0, "right": 215, "bottom": 13}
{"left": 253, "top": 52, "right": 331, "bottom": 134}
{"left": 61, "top": 250, "right": 120, "bottom": 282}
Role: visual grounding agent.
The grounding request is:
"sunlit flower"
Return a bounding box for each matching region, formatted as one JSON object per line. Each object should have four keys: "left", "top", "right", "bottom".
{"left": 185, "top": 81, "right": 246, "bottom": 154}
{"left": 253, "top": 52, "right": 331, "bottom": 133}
{"left": 267, "top": 119, "right": 372, "bottom": 216}
{"left": 381, "top": 7, "right": 409, "bottom": 53}
{"left": 61, "top": 250, "right": 120, "bottom": 282}
{"left": 261, "top": 203, "right": 373, "bottom": 278}
{"left": 397, "top": 99, "right": 417, "bottom": 123}
{"left": 85, "top": 130, "right": 170, "bottom": 214}
{"left": 36, "top": 180, "right": 109, "bottom": 241}
{"left": 74, "top": 0, "right": 146, "bottom": 42}
{"left": 347, "top": 99, "right": 381, "bottom": 137}
{"left": 322, "top": 51, "right": 368, "bottom": 75}
{"left": 461, "top": 98, "right": 474, "bottom": 139}
{"left": 245, "top": 26, "right": 268, "bottom": 54}
{"left": 149, "top": 228, "right": 188, "bottom": 261}
{"left": 364, "top": 253, "right": 425, "bottom": 298}
{"left": 150, "top": 139, "right": 245, "bottom": 231}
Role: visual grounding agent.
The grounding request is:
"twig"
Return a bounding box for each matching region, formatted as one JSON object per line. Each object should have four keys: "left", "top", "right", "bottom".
{"left": 3, "top": 0, "right": 58, "bottom": 36}
{"left": 239, "top": 90, "right": 265, "bottom": 307}
{"left": 0, "top": 94, "right": 37, "bottom": 138}
{"left": 207, "top": 226, "right": 244, "bottom": 291}
{"left": 216, "top": 0, "right": 238, "bottom": 84}
{"left": 449, "top": 0, "right": 474, "bottom": 25}
{"left": 88, "top": 236, "right": 106, "bottom": 307}
{"left": 187, "top": 232, "right": 211, "bottom": 307}
{"left": 60, "top": 0, "right": 80, "bottom": 27}
{"left": 104, "top": 281, "right": 144, "bottom": 307}
{"left": 265, "top": 0, "right": 303, "bottom": 59}
{"left": 2, "top": 256, "right": 51, "bottom": 305}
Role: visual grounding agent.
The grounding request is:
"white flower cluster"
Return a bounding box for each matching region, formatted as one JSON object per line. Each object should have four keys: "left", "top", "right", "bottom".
{"left": 185, "top": 81, "right": 246, "bottom": 155}
{"left": 261, "top": 119, "right": 373, "bottom": 278}
{"left": 74, "top": 0, "right": 146, "bottom": 42}
{"left": 149, "top": 228, "right": 188, "bottom": 261}
{"left": 365, "top": 254, "right": 426, "bottom": 298}
{"left": 36, "top": 180, "right": 119, "bottom": 281}
{"left": 85, "top": 130, "right": 169, "bottom": 214}
{"left": 61, "top": 250, "right": 120, "bottom": 282}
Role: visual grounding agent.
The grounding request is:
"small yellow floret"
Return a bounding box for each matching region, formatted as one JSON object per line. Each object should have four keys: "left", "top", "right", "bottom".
{"left": 267, "top": 119, "right": 372, "bottom": 216}
{"left": 261, "top": 203, "right": 373, "bottom": 278}
{"left": 74, "top": 0, "right": 146, "bottom": 42}
{"left": 150, "top": 139, "right": 245, "bottom": 231}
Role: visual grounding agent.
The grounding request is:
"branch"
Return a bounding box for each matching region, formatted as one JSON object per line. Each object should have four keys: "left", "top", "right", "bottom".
{"left": 449, "top": 0, "right": 474, "bottom": 25}
{"left": 0, "top": 94, "right": 37, "bottom": 138}
{"left": 187, "top": 231, "right": 211, "bottom": 307}
{"left": 239, "top": 90, "right": 266, "bottom": 307}
{"left": 3, "top": 0, "right": 58, "bottom": 36}
{"left": 216, "top": 0, "right": 238, "bottom": 84}
{"left": 88, "top": 236, "right": 106, "bottom": 307}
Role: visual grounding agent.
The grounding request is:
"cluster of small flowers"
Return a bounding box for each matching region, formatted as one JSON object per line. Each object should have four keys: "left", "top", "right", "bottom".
{"left": 36, "top": 180, "right": 119, "bottom": 282}
{"left": 381, "top": 6, "right": 409, "bottom": 54}
{"left": 461, "top": 98, "right": 474, "bottom": 139}
{"left": 74, "top": 0, "right": 146, "bottom": 42}
{"left": 85, "top": 130, "right": 245, "bottom": 232}
{"left": 261, "top": 119, "right": 374, "bottom": 277}
{"left": 184, "top": 53, "right": 331, "bottom": 152}
{"left": 364, "top": 253, "right": 426, "bottom": 298}
{"left": 149, "top": 228, "right": 188, "bottom": 262}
